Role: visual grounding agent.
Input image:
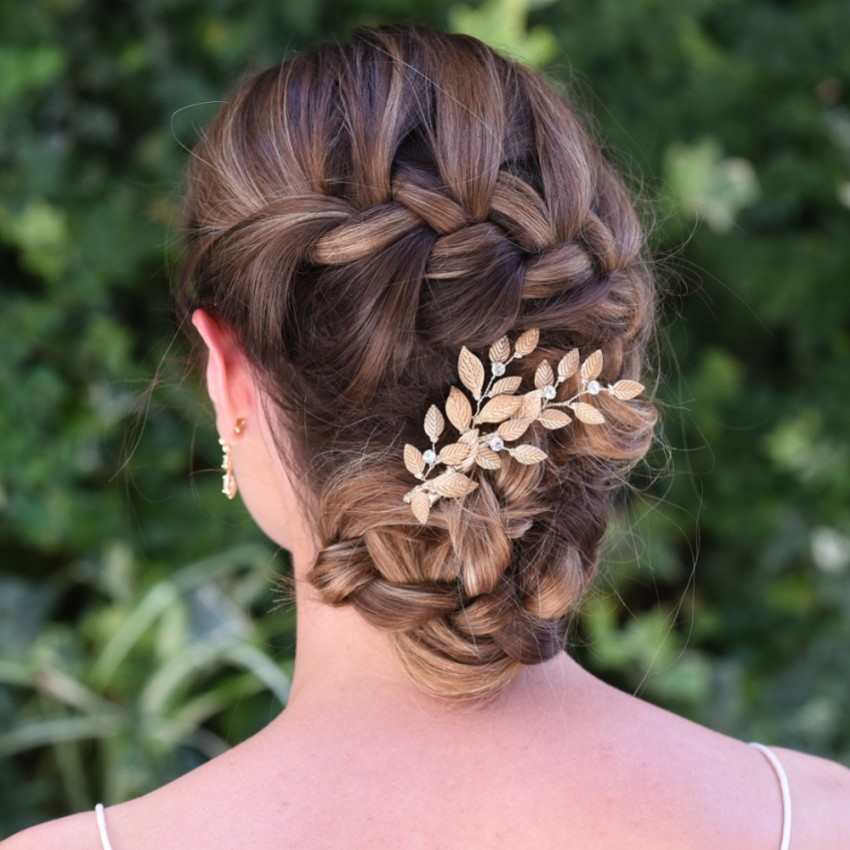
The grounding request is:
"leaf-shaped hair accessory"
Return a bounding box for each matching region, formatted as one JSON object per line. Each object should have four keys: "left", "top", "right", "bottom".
{"left": 538, "top": 409, "right": 572, "bottom": 429}
{"left": 404, "top": 444, "right": 426, "bottom": 478}
{"left": 508, "top": 444, "right": 548, "bottom": 464}
{"left": 402, "top": 330, "right": 647, "bottom": 523}
{"left": 580, "top": 350, "right": 603, "bottom": 381}
{"left": 458, "top": 346, "right": 486, "bottom": 400}
{"left": 513, "top": 328, "right": 539, "bottom": 356}
{"left": 489, "top": 335, "right": 511, "bottom": 364}
{"left": 438, "top": 442, "right": 471, "bottom": 466}
{"left": 445, "top": 385, "right": 473, "bottom": 431}
{"left": 573, "top": 402, "right": 606, "bottom": 425}
{"left": 557, "top": 349, "right": 579, "bottom": 381}
{"left": 534, "top": 360, "right": 555, "bottom": 390}
{"left": 497, "top": 417, "right": 533, "bottom": 442}
{"left": 491, "top": 375, "right": 522, "bottom": 395}
{"left": 477, "top": 394, "right": 522, "bottom": 423}
{"left": 424, "top": 405, "right": 445, "bottom": 441}
{"left": 609, "top": 380, "right": 644, "bottom": 400}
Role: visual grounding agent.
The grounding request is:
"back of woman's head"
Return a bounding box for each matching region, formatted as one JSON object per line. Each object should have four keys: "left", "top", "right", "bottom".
{"left": 177, "top": 21, "right": 657, "bottom": 703}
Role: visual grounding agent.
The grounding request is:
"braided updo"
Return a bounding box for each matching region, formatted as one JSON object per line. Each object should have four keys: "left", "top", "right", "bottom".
{"left": 177, "top": 22, "right": 657, "bottom": 701}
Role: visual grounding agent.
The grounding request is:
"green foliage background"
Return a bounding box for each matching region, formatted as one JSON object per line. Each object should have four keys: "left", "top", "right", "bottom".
{"left": 1, "top": 0, "right": 848, "bottom": 834}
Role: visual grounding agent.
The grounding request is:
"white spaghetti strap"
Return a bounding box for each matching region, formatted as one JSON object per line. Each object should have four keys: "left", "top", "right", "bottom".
{"left": 750, "top": 742, "right": 792, "bottom": 850}
{"left": 95, "top": 802, "right": 115, "bottom": 850}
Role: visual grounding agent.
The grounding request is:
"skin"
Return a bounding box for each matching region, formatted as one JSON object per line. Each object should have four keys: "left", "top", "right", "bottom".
{"left": 4, "top": 309, "right": 850, "bottom": 849}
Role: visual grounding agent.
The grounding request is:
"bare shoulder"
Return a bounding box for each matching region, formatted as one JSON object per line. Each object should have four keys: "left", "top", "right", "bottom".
{"left": 771, "top": 745, "right": 850, "bottom": 849}
{"left": 572, "top": 666, "right": 850, "bottom": 848}
{"left": 774, "top": 744, "right": 850, "bottom": 786}
{"left": 0, "top": 812, "right": 97, "bottom": 850}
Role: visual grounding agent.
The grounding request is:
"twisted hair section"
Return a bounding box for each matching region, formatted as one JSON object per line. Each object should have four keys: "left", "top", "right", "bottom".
{"left": 177, "top": 22, "right": 657, "bottom": 702}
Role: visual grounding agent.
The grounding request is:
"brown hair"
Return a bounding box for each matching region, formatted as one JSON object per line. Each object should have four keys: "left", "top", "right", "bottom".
{"left": 176, "top": 22, "right": 657, "bottom": 702}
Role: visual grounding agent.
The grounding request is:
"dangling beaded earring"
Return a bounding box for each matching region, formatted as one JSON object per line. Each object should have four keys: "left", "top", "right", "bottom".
{"left": 219, "top": 418, "right": 246, "bottom": 499}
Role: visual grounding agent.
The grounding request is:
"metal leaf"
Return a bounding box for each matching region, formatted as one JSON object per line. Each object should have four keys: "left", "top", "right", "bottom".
{"left": 445, "top": 386, "right": 472, "bottom": 432}
{"left": 458, "top": 428, "right": 480, "bottom": 445}
{"left": 424, "top": 404, "right": 445, "bottom": 441}
{"left": 491, "top": 376, "right": 522, "bottom": 396}
{"left": 609, "top": 379, "right": 645, "bottom": 400}
{"left": 498, "top": 418, "right": 532, "bottom": 441}
{"left": 580, "top": 350, "right": 604, "bottom": 381}
{"left": 476, "top": 394, "right": 522, "bottom": 424}
{"left": 573, "top": 402, "right": 605, "bottom": 424}
{"left": 404, "top": 444, "right": 425, "bottom": 477}
{"left": 509, "top": 444, "right": 548, "bottom": 464}
{"left": 514, "top": 328, "right": 540, "bottom": 357}
{"left": 454, "top": 443, "right": 481, "bottom": 472}
{"left": 430, "top": 470, "right": 479, "bottom": 498}
{"left": 488, "top": 335, "right": 510, "bottom": 364}
{"left": 411, "top": 491, "right": 431, "bottom": 524}
{"left": 534, "top": 359, "right": 555, "bottom": 390}
{"left": 455, "top": 442, "right": 478, "bottom": 472}
{"left": 475, "top": 447, "right": 502, "bottom": 469}
{"left": 438, "top": 442, "right": 471, "bottom": 466}
{"left": 557, "top": 349, "right": 580, "bottom": 382}
{"left": 458, "top": 346, "right": 485, "bottom": 400}
{"left": 537, "top": 409, "right": 572, "bottom": 429}
{"left": 518, "top": 389, "right": 543, "bottom": 420}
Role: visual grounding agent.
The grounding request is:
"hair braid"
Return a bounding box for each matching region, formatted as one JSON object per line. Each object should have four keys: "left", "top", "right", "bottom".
{"left": 177, "top": 22, "right": 657, "bottom": 702}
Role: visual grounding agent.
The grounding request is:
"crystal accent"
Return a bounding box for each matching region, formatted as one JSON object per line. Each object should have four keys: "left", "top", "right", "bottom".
{"left": 423, "top": 449, "right": 436, "bottom": 464}
{"left": 542, "top": 384, "right": 557, "bottom": 400}
{"left": 586, "top": 380, "right": 601, "bottom": 395}
{"left": 488, "top": 436, "right": 505, "bottom": 452}
{"left": 491, "top": 361, "right": 506, "bottom": 376}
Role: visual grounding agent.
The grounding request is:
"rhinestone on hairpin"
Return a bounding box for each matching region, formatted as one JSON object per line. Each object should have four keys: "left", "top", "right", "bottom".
{"left": 402, "top": 328, "right": 645, "bottom": 524}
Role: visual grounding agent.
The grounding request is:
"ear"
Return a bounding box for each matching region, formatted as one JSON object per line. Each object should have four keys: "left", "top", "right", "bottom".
{"left": 191, "top": 309, "right": 257, "bottom": 436}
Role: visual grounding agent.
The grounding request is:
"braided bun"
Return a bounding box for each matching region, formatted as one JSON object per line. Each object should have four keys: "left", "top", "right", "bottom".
{"left": 177, "top": 22, "right": 657, "bottom": 701}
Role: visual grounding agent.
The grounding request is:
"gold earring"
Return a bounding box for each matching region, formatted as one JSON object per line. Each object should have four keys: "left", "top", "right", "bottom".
{"left": 219, "top": 419, "right": 246, "bottom": 499}
{"left": 219, "top": 438, "right": 237, "bottom": 499}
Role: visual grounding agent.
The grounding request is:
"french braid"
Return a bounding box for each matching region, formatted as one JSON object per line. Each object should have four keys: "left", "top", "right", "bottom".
{"left": 178, "top": 22, "right": 657, "bottom": 701}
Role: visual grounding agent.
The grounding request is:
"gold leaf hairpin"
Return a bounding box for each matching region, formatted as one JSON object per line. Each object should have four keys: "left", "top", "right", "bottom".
{"left": 402, "top": 328, "right": 645, "bottom": 524}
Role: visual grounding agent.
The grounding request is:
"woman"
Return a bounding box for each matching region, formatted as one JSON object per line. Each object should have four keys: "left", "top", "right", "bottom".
{"left": 6, "top": 21, "right": 849, "bottom": 849}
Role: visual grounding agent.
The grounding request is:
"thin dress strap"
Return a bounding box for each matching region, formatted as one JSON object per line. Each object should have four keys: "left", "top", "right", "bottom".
{"left": 95, "top": 802, "right": 115, "bottom": 850}
{"left": 750, "top": 742, "right": 792, "bottom": 850}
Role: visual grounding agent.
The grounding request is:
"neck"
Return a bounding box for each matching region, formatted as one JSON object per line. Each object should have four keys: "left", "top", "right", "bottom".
{"left": 284, "top": 531, "right": 455, "bottom": 718}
